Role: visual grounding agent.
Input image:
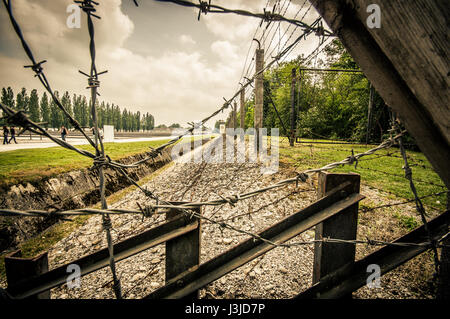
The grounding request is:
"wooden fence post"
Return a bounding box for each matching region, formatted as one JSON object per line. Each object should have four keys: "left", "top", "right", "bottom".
{"left": 5, "top": 250, "right": 50, "bottom": 299}
{"left": 438, "top": 192, "right": 450, "bottom": 299}
{"left": 313, "top": 172, "right": 360, "bottom": 292}
{"left": 165, "top": 203, "right": 202, "bottom": 299}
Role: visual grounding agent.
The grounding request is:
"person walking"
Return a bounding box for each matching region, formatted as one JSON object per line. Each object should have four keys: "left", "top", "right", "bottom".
{"left": 8, "top": 126, "right": 17, "bottom": 144}
{"left": 60, "top": 125, "right": 68, "bottom": 141}
{"left": 2, "top": 126, "right": 9, "bottom": 145}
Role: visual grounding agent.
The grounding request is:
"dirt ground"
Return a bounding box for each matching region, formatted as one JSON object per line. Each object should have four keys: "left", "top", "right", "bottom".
{"left": 1, "top": 138, "right": 441, "bottom": 299}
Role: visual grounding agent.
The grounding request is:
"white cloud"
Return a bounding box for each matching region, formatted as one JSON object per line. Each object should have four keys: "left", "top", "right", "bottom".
{"left": 179, "top": 34, "right": 196, "bottom": 45}
{"left": 211, "top": 41, "right": 239, "bottom": 62}
{"left": 0, "top": 0, "right": 325, "bottom": 126}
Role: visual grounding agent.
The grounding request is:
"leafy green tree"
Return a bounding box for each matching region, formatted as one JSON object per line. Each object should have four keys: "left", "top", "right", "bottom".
{"left": 16, "top": 88, "right": 29, "bottom": 112}
{"left": 50, "top": 91, "right": 62, "bottom": 129}
{"left": 1, "top": 87, "right": 15, "bottom": 109}
{"left": 40, "top": 92, "right": 50, "bottom": 128}
{"left": 28, "top": 89, "right": 40, "bottom": 122}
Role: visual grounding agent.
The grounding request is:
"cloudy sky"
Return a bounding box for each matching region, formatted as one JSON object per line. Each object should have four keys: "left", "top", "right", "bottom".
{"left": 0, "top": 0, "right": 327, "bottom": 126}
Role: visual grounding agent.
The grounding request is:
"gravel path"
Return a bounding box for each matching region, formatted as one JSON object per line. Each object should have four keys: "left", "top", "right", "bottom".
{"left": 8, "top": 138, "right": 438, "bottom": 299}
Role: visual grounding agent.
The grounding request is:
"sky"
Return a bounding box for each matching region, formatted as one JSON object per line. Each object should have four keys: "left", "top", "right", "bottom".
{"left": 0, "top": 0, "right": 328, "bottom": 127}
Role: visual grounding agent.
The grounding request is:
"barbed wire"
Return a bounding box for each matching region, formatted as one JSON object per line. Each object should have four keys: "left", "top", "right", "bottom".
{"left": 393, "top": 122, "right": 442, "bottom": 281}
{"left": 0, "top": 130, "right": 406, "bottom": 220}
{"left": 359, "top": 190, "right": 449, "bottom": 213}
{"left": 1, "top": 0, "right": 99, "bottom": 151}
{"left": 2, "top": 0, "right": 447, "bottom": 298}
{"left": 75, "top": 0, "right": 122, "bottom": 299}
{"left": 153, "top": 0, "right": 333, "bottom": 36}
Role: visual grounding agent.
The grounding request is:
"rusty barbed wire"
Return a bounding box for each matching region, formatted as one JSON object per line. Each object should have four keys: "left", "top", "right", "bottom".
{"left": 2, "top": 0, "right": 447, "bottom": 298}
{"left": 152, "top": 0, "right": 333, "bottom": 36}
{"left": 1, "top": 0, "right": 99, "bottom": 151}
{"left": 393, "top": 122, "right": 442, "bottom": 282}
{"left": 75, "top": 0, "right": 122, "bottom": 299}
{"left": 0, "top": 130, "right": 407, "bottom": 219}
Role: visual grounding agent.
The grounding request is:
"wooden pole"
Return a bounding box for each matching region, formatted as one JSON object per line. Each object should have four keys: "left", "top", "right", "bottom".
{"left": 290, "top": 67, "right": 297, "bottom": 146}
{"left": 438, "top": 192, "right": 450, "bottom": 299}
{"left": 5, "top": 250, "right": 50, "bottom": 299}
{"left": 255, "top": 48, "right": 264, "bottom": 151}
{"left": 310, "top": 0, "right": 450, "bottom": 188}
{"left": 165, "top": 203, "right": 202, "bottom": 299}
{"left": 313, "top": 172, "right": 360, "bottom": 295}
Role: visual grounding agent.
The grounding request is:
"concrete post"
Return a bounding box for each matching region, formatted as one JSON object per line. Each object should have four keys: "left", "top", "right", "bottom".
{"left": 233, "top": 100, "right": 237, "bottom": 129}
{"left": 255, "top": 48, "right": 264, "bottom": 151}
{"left": 290, "top": 67, "right": 297, "bottom": 147}
{"left": 240, "top": 89, "right": 245, "bottom": 129}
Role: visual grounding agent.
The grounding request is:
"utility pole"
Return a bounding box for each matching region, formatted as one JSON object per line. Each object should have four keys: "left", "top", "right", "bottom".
{"left": 297, "top": 68, "right": 302, "bottom": 144}
{"left": 233, "top": 100, "right": 237, "bottom": 129}
{"left": 290, "top": 67, "right": 296, "bottom": 146}
{"left": 240, "top": 88, "right": 245, "bottom": 129}
{"left": 366, "top": 83, "right": 374, "bottom": 144}
{"left": 255, "top": 45, "right": 264, "bottom": 151}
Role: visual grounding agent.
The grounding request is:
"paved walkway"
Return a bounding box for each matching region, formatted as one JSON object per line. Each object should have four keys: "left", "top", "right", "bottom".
{"left": 0, "top": 135, "right": 207, "bottom": 152}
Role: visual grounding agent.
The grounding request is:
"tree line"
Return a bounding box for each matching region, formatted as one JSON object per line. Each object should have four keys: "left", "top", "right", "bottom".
{"left": 223, "top": 39, "right": 396, "bottom": 144}
{"left": 0, "top": 88, "right": 155, "bottom": 132}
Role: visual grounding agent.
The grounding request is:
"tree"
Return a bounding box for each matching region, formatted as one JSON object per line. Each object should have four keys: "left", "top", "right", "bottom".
{"left": 81, "top": 96, "right": 89, "bottom": 128}
{"left": 28, "top": 89, "right": 40, "bottom": 122}
{"left": 1, "top": 87, "right": 15, "bottom": 109}
{"left": 16, "top": 88, "right": 29, "bottom": 112}
{"left": 60, "top": 91, "right": 72, "bottom": 128}
{"left": 40, "top": 92, "right": 50, "bottom": 129}
{"left": 50, "top": 91, "right": 62, "bottom": 129}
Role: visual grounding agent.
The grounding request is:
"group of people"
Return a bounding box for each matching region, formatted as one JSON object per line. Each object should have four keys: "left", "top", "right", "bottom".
{"left": 2, "top": 126, "right": 17, "bottom": 145}
{"left": 2, "top": 125, "right": 104, "bottom": 145}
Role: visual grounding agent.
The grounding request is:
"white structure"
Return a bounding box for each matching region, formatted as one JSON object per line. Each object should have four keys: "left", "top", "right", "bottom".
{"left": 103, "top": 125, "right": 114, "bottom": 143}
{"left": 219, "top": 124, "right": 226, "bottom": 134}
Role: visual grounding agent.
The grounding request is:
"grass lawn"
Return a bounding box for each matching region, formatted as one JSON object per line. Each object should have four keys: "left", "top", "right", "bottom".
{"left": 0, "top": 136, "right": 212, "bottom": 190}
{"left": 278, "top": 137, "right": 447, "bottom": 212}
{"left": 0, "top": 135, "right": 446, "bottom": 282}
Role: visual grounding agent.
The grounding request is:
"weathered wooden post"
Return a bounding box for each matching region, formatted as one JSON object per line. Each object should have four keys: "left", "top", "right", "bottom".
{"left": 165, "top": 202, "right": 202, "bottom": 299}
{"left": 240, "top": 88, "right": 245, "bottom": 129}
{"left": 313, "top": 172, "right": 360, "bottom": 295}
{"left": 290, "top": 67, "right": 297, "bottom": 147}
{"left": 438, "top": 192, "right": 450, "bottom": 299}
{"left": 5, "top": 250, "right": 50, "bottom": 299}
{"left": 254, "top": 46, "right": 264, "bottom": 152}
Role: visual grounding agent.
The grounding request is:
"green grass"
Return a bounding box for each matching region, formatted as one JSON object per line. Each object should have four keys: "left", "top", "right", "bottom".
{"left": 278, "top": 137, "right": 447, "bottom": 212}
{"left": 0, "top": 136, "right": 213, "bottom": 189}
{"left": 0, "top": 136, "right": 212, "bottom": 279}
{"left": 393, "top": 212, "right": 419, "bottom": 231}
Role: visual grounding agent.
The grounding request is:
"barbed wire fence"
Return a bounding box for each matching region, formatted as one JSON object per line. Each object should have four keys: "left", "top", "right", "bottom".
{"left": 1, "top": 0, "right": 448, "bottom": 299}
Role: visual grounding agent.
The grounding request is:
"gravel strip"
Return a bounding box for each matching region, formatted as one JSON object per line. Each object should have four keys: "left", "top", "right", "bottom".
{"left": 2, "top": 139, "right": 438, "bottom": 299}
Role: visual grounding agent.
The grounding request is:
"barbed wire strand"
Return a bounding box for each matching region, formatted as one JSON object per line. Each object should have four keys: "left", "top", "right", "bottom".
{"left": 75, "top": 0, "right": 122, "bottom": 299}
{"left": 1, "top": 0, "right": 99, "bottom": 151}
